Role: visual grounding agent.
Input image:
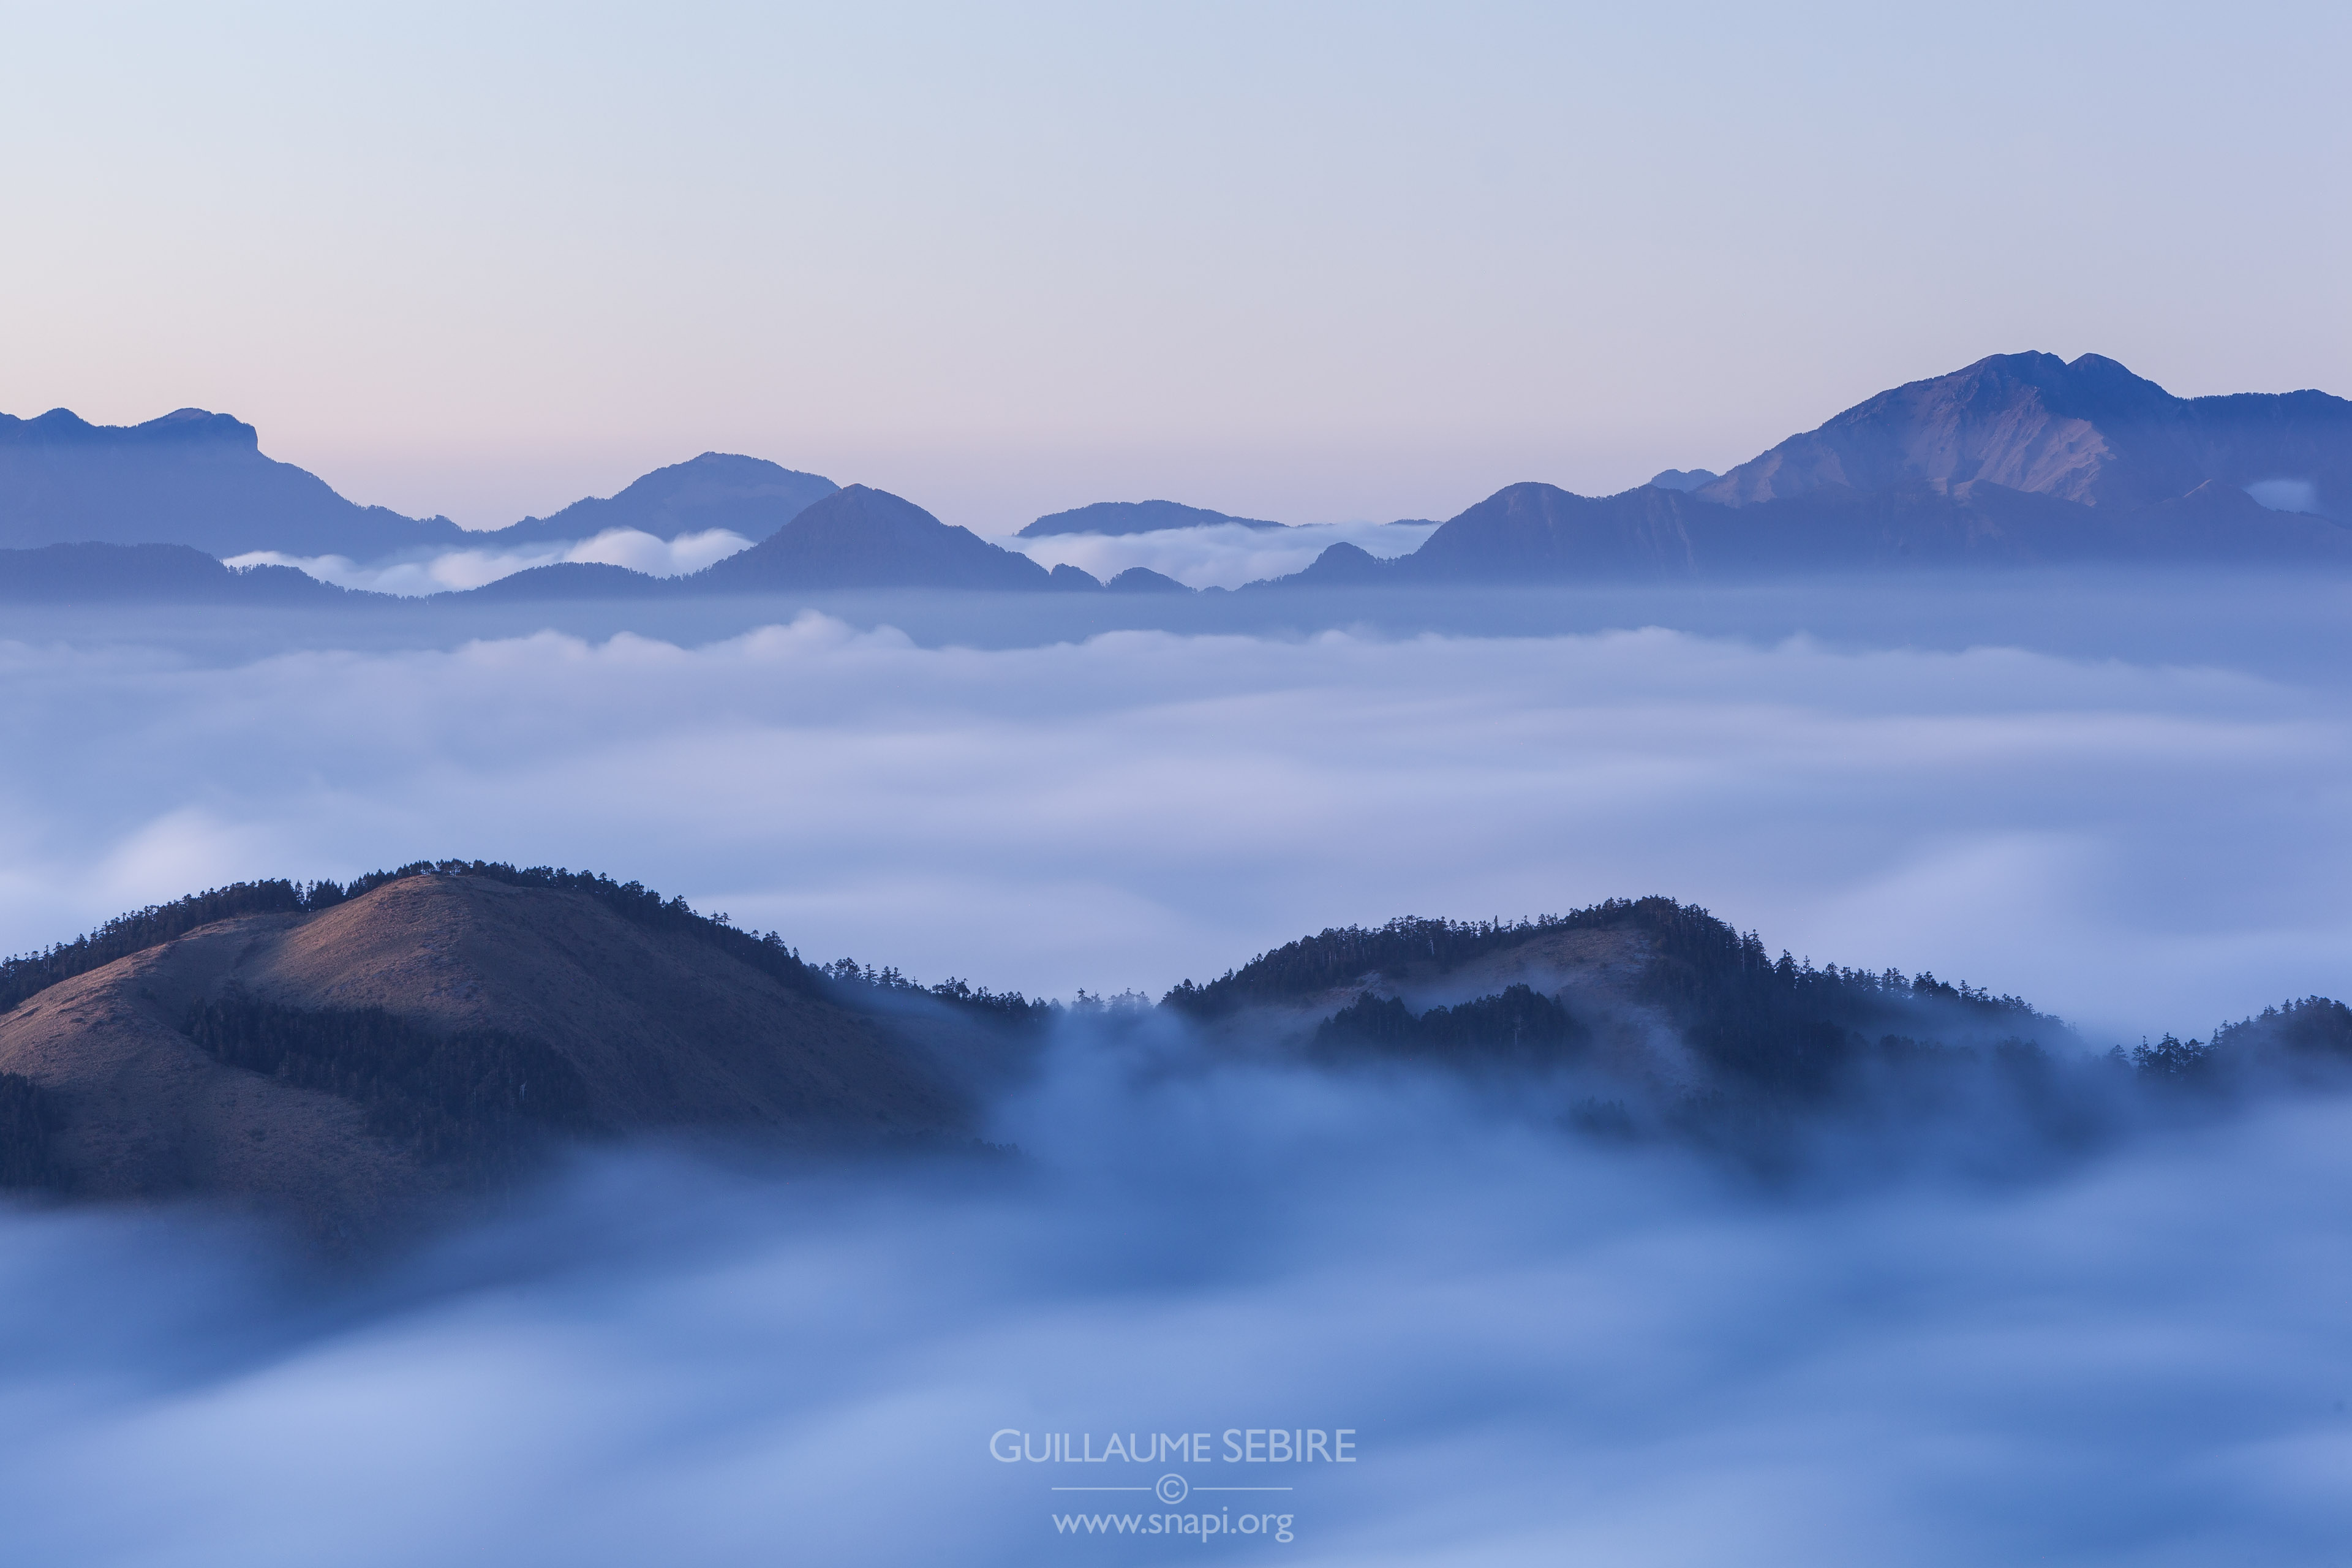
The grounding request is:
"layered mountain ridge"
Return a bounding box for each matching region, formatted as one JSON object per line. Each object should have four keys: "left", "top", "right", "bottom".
{"left": 1695, "top": 352, "right": 2350, "bottom": 513}
{"left": 694, "top": 484, "right": 1055, "bottom": 592}
{"left": 1296, "top": 352, "right": 2352, "bottom": 584}
{"left": 0, "top": 407, "right": 471, "bottom": 559}
{"left": 0, "top": 412, "right": 839, "bottom": 559}
{"left": 483, "top": 453, "right": 838, "bottom": 546}
{"left": 9, "top": 350, "right": 2351, "bottom": 597}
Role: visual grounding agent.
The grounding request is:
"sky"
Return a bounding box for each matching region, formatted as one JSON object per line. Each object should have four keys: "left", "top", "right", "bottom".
{"left": 8, "top": 9, "right": 2352, "bottom": 1559}
{"left": 4, "top": 2, "right": 2348, "bottom": 532}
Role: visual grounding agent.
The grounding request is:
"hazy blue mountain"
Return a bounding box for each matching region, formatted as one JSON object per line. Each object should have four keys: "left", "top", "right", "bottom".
{"left": 1018, "top": 499, "right": 1284, "bottom": 537}
{"left": 27, "top": 350, "right": 2351, "bottom": 599}
{"left": 0, "top": 543, "right": 379, "bottom": 603}
{"left": 1400, "top": 484, "right": 1711, "bottom": 581}
{"left": 478, "top": 453, "right": 837, "bottom": 545}
{"left": 1046, "top": 564, "right": 1106, "bottom": 591}
{"left": 1264, "top": 352, "right": 2352, "bottom": 586}
{"left": 1648, "top": 469, "right": 1719, "bottom": 492}
{"left": 1697, "top": 352, "right": 2352, "bottom": 516}
{"left": 690, "top": 484, "right": 1054, "bottom": 591}
{"left": 0, "top": 409, "right": 837, "bottom": 568}
{"left": 1319, "top": 473, "right": 2352, "bottom": 586}
{"left": 1104, "top": 566, "right": 1192, "bottom": 594}
{"left": 1246, "top": 540, "right": 1395, "bottom": 589}
{"left": 455, "top": 562, "right": 672, "bottom": 600}
{"left": 0, "top": 408, "right": 467, "bottom": 557}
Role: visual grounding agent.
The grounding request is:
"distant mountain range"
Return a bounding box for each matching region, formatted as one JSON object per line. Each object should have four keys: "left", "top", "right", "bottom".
{"left": 6, "top": 350, "right": 2349, "bottom": 600}
{"left": 0, "top": 407, "right": 837, "bottom": 557}
{"left": 488, "top": 453, "right": 837, "bottom": 546}
{"left": 0, "top": 409, "right": 472, "bottom": 558}
{"left": 460, "top": 488, "right": 1199, "bottom": 598}
{"left": 1341, "top": 352, "right": 2352, "bottom": 583}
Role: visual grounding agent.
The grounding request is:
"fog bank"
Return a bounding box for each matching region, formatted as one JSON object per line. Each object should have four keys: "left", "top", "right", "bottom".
{"left": 4, "top": 576, "right": 2349, "bottom": 1040}
{"left": 0, "top": 1022, "right": 2345, "bottom": 1566}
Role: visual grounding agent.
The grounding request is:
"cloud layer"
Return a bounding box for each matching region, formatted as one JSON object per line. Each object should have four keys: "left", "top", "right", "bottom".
{"left": 0, "top": 1023, "right": 2346, "bottom": 1566}
{"left": 4, "top": 576, "right": 2349, "bottom": 1562}
{"left": 2, "top": 578, "right": 2346, "bottom": 1042}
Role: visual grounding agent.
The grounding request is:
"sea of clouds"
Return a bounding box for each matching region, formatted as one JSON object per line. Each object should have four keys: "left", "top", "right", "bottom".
{"left": 1, "top": 576, "right": 2345, "bottom": 1039}
{"left": 0, "top": 1021, "right": 2348, "bottom": 1566}
{"left": 3, "top": 572, "right": 2350, "bottom": 1564}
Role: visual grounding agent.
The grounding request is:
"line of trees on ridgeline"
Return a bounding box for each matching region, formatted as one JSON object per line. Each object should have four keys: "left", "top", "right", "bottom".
{"left": 1, "top": 859, "right": 1060, "bottom": 1031}
{"left": 0, "top": 861, "right": 832, "bottom": 1017}
{"left": 1167, "top": 897, "right": 2048, "bottom": 1101}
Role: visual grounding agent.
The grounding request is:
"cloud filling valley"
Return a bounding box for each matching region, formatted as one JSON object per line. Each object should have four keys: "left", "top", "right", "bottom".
{"left": 2, "top": 575, "right": 2349, "bottom": 1565}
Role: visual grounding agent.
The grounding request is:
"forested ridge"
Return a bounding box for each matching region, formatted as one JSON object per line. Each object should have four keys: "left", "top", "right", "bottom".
{"left": 2120, "top": 997, "right": 2352, "bottom": 1088}
{"left": 0, "top": 860, "right": 829, "bottom": 1017}
{"left": 1171, "top": 897, "right": 2047, "bottom": 1100}
{"left": 1270, "top": 903, "right": 2352, "bottom": 1167}
{"left": 9, "top": 871, "right": 2350, "bottom": 1199}
{"left": 813, "top": 958, "right": 1052, "bottom": 1025}
{"left": 1165, "top": 897, "right": 2031, "bottom": 1016}
{"left": 0, "top": 878, "right": 316, "bottom": 1016}
{"left": 0, "top": 860, "right": 1056, "bottom": 1029}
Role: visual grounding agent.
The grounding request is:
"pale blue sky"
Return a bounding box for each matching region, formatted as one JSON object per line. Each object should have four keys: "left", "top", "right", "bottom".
{"left": 4, "top": 1, "right": 2345, "bottom": 530}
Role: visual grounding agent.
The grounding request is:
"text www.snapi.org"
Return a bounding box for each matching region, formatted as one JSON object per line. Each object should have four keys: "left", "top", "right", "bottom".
{"left": 1053, "top": 1510, "right": 1294, "bottom": 1542}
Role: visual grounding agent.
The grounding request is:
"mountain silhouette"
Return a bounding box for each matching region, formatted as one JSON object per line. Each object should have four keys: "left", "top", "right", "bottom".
{"left": 480, "top": 453, "right": 837, "bottom": 546}
{"left": 1104, "top": 566, "right": 1192, "bottom": 593}
{"left": 0, "top": 408, "right": 469, "bottom": 558}
{"left": 1275, "top": 352, "right": 2352, "bottom": 584}
{"left": 1018, "top": 499, "right": 1284, "bottom": 537}
{"left": 0, "top": 867, "right": 973, "bottom": 1234}
{"left": 692, "top": 484, "right": 1054, "bottom": 591}
{"left": 458, "top": 561, "right": 671, "bottom": 600}
{"left": 0, "top": 542, "right": 378, "bottom": 603}
{"left": 1696, "top": 351, "right": 2351, "bottom": 514}
{"left": 0, "top": 407, "right": 839, "bottom": 562}
{"left": 18, "top": 350, "right": 2352, "bottom": 596}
